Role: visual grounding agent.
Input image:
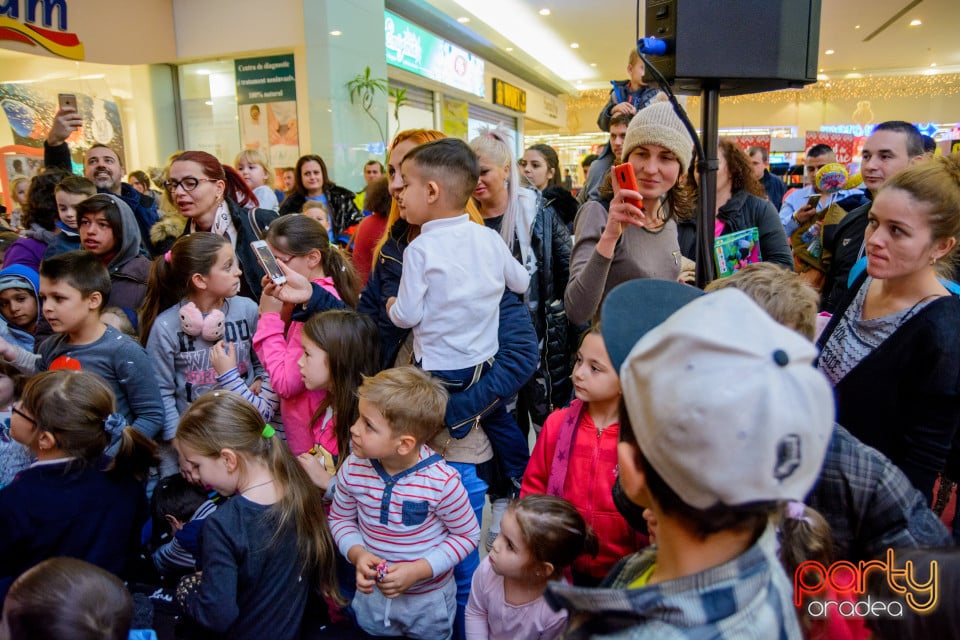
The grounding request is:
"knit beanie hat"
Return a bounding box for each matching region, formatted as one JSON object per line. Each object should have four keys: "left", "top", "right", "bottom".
{"left": 621, "top": 99, "right": 694, "bottom": 174}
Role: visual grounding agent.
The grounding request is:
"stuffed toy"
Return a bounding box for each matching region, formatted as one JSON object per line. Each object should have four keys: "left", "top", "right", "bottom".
{"left": 179, "top": 302, "right": 225, "bottom": 342}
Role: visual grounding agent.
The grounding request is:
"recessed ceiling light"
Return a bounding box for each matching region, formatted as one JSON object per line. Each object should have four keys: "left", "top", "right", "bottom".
{"left": 329, "top": 30, "right": 342, "bottom": 36}
{"left": 570, "top": 42, "right": 579, "bottom": 49}
{"left": 590, "top": 63, "right": 597, "bottom": 67}
{"left": 854, "top": 24, "right": 861, "bottom": 29}
{"left": 825, "top": 49, "right": 835, "bottom": 55}
{"left": 818, "top": 68, "right": 824, "bottom": 72}
{"left": 457, "top": 16, "right": 470, "bottom": 23}
{"left": 817, "top": 74, "right": 829, "bottom": 81}
{"left": 910, "top": 19, "right": 922, "bottom": 26}
{"left": 505, "top": 46, "right": 513, "bottom": 52}
{"left": 539, "top": 8, "right": 551, "bottom": 16}
{"left": 931, "top": 62, "right": 937, "bottom": 67}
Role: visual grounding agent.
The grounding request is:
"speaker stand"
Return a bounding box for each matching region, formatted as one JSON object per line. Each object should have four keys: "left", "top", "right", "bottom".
{"left": 695, "top": 83, "right": 719, "bottom": 288}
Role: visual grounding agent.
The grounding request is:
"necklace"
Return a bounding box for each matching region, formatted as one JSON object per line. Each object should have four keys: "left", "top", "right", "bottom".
{"left": 240, "top": 479, "right": 274, "bottom": 495}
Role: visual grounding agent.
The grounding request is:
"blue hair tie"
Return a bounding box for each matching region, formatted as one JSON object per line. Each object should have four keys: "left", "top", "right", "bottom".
{"left": 104, "top": 413, "right": 126, "bottom": 438}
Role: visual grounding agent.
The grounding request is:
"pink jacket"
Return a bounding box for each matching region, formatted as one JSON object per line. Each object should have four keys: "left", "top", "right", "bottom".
{"left": 252, "top": 277, "right": 339, "bottom": 455}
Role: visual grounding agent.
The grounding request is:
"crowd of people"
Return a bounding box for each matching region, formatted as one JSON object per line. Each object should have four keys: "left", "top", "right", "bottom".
{"left": 1, "top": 46, "right": 960, "bottom": 640}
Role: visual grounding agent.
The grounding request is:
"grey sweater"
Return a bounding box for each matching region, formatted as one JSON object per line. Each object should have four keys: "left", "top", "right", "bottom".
{"left": 565, "top": 200, "right": 682, "bottom": 325}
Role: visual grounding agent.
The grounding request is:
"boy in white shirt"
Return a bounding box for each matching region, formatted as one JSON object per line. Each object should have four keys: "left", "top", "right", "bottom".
{"left": 387, "top": 138, "right": 531, "bottom": 489}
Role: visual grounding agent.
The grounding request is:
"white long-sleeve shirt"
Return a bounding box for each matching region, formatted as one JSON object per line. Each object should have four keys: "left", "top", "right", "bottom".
{"left": 388, "top": 214, "right": 530, "bottom": 370}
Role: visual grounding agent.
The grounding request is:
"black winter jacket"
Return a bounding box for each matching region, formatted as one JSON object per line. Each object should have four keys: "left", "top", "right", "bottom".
{"left": 278, "top": 185, "right": 361, "bottom": 243}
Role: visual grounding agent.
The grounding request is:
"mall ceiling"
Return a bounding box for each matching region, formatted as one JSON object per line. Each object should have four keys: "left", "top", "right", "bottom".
{"left": 391, "top": 0, "right": 960, "bottom": 95}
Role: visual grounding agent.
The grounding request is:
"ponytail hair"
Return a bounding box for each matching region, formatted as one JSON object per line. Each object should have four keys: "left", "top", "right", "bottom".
{"left": 175, "top": 391, "right": 343, "bottom": 604}
{"left": 21, "top": 370, "right": 158, "bottom": 480}
{"left": 139, "top": 232, "right": 230, "bottom": 345}
{"left": 265, "top": 215, "right": 360, "bottom": 308}
{"left": 301, "top": 310, "right": 380, "bottom": 464}
{"left": 510, "top": 495, "right": 599, "bottom": 577}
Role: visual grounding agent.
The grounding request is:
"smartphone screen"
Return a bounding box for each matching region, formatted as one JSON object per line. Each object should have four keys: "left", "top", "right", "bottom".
{"left": 250, "top": 241, "right": 286, "bottom": 284}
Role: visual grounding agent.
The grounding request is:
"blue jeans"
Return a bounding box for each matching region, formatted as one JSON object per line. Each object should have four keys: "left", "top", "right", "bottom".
{"left": 447, "top": 461, "right": 487, "bottom": 640}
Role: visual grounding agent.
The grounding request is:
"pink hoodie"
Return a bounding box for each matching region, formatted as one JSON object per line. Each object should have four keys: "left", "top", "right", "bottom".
{"left": 252, "top": 277, "right": 340, "bottom": 455}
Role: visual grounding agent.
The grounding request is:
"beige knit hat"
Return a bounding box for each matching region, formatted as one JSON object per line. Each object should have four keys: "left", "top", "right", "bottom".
{"left": 621, "top": 98, "right": 694, "bottom": 174}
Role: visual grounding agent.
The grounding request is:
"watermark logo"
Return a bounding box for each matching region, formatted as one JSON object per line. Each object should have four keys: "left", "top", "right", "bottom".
{"left": 794, "top": 549, "right": 938, "bottom": 618}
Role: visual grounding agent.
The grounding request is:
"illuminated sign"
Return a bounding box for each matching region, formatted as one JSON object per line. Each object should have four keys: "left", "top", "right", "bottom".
{"left": 384, "top": 11, "right": 484, "bottom": 98}
{"left": 0, "top": 0, "right": 85, "bottom": 60}
{"left": 492, "top": 79, "right": 526, "bottom": 113}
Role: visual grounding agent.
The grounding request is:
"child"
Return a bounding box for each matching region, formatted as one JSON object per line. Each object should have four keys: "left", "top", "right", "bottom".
{"left": 0, "top": 370, "right": 158, "bottom": 602}
{"left": 252, "top": 215, "right": 362, "bottom": 455}
{"left": 386, "top": 138, "right": 531, "bottom": 491}
{"left": 0, "top": 251, "right": 163, "bottom": 441}
{"left": 545, "top": 280, "right": 834, "bottom": 638}
{"left": 302, "top": 200, "right": 336, "bottom": 244}
{"left": 150, "top": 473, "right": 218, "bottom": 578}
{"left": 465, "top": 495, "right": 597, "bottom": 640}
{"left": 294, "top": 310, "right": 380, "bottom": 488}
{"left": 44, "top": 175, "right": 95, "bottom": 259}
{"left": 173, "top": 391, "right": 342, "bottom": 639}
{"left": 596, "top": 48, "right": 661, "bottom": 132}
{"left": 522, "top": 325, "right": 648, "bottom": 586}
{"left": 0, "top": 264, "right": 45, "bottom": 352}
{"left": 328, "top": 366, "right": 480, "bottom": 640}
{"left": 1, "top": 557, "right": 134, "bottom": 640}
{"left": 350, "top": 176, "right": 391, "bottom": 286}
{"left": 0, "top": 361, "right": 28, "bottom": 488}
{"left": 235, "top": 149, "right": 280, "bottom": 211}
{"left": 101, "top": 305, "right": 137, "bottom": 337}
{"left": 7, "top": 177, "right": 29, "bottom": 231}
{"left": 77, "top": 193, "right": 151, "bottom": 330}
{"left": 141, "top": 232, "right": 277, "bottom": 474}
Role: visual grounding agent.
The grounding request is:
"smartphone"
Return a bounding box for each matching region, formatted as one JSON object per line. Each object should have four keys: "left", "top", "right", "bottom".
{"left": 250, "top": 240, "right": 287, "bottom": 285}
{"left": 57, "top": 93, "right": 77, "bottom": 112}
{"left": 613, "top": 162, "right": 643, "bottom": 210}
{"left": 806, "top": 194, "right": 821, "bottom": 209}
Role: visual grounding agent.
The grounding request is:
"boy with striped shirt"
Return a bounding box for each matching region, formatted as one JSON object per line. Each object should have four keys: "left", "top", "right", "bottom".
{"left": 329, "top": 366, "right": 480, "bottom": 640}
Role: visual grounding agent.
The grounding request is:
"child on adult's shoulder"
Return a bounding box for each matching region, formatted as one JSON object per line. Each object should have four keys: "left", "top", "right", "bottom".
{"left": 328, "top": 366, "right": 480, "bottom": 640}
{"left": 173, "top": 391, "right": 342, "bottom": 640}
{"left": 0, "top": 251, "right": 163, "bottom": 442}
{"left": 0, "top": 361, "right": 28, "bottom": 488}
{"left": 149, "top": 473, "right": 218, "bottom": 579}
{"left": 465, "top": 495, "right": 597, "bottom": 640}
{"left": 42, "top": 175, "right": 95, "bottom": 260}
{"left": 522, "top": 324, "right": 647, "bottom": 585}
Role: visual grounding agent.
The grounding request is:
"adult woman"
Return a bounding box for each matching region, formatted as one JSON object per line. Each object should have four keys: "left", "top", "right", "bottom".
{"left": 521, "top": 143, "right": 579, "bottom": 230}
{"left": 817, "top": 154, "right": 960, "bottom": 499}
{"left": 565, "top": 101, "right": 694, "bottom": 326}
{"left": 677, "top": 138, "right": 792, "bottom": 269}
{"left": 470, "top": 130, "right": 574, "bottom": 430}
{"left": 277, "top": 154, "right": 361, "bottom": 245}
{"left": 164, "top": 150, "right": 278, "bottom": 300}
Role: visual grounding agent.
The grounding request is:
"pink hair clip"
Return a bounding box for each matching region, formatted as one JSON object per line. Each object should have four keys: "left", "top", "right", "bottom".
{"left": 164, "top": 250, "right": 172, "bottom": 263}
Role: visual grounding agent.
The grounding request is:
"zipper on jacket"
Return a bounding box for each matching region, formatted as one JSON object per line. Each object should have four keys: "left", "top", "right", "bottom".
{"left": 448, "top": 398, "right": 499, "bottom": 434}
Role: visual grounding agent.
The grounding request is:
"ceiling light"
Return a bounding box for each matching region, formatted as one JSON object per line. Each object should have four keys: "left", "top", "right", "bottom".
{"left": 570, "top": 42, "right": 579, "bottom": 49}
{"left": 590, "top": 63, "right": 597, "bottom": 67}
{"left": 505, "top": 46, "right": 513, "bottom": 52}
{"left": 817, "top": 73, "right": 829, "bottom": 81}
{"left": 824, "top": 49, "right": 835, "bottom": 55}
{"left": 195, "top": 68, "right": 212, "bottom": 75}
{"left": 931, "top": 63, "right": 937, "bottom": 67}
{"left": 539, "top": 8, "right": 550, "bottom": 16}
{"left": 329, "top": 30, "right": 342, "bottom": 36}
{"left": 457, "top": 16, "right": 470, "bottom": 23}
{"left": 818, "top": 68, "right": 823, "bottom": 72}
{"left": 909, "top": 19, "right": 922, "bottom": 26}
{"left": 204, "top": 100, "right": 213, "bottom": 106}
{"left": 845, "top": 73, "right": 862, "bottom": 79}
{"left": 854, "top": 24, "right": 860, "bottom": 29}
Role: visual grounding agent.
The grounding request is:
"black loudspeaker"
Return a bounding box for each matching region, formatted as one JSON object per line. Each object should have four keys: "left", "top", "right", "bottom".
{"left": 643, "top": 0, "right": 821, "bottom": 95}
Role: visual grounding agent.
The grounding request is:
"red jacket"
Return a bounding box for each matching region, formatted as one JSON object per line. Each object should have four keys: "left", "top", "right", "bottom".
{"left": 522, "top": 404, "right": 648, "bottom": 579}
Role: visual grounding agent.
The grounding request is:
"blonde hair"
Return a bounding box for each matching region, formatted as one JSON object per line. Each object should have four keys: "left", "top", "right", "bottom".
{"left": 174, "top": 391, "right": 343, "bottom": 604}
{"left": 705, "top": 263, "right": 819, "bottom": 340}
{"left": 356, "top": 366, "right": 448, "bottom": 443}
{"left": 234, "top": 149, "right": 273, "bottom": 184}
{"left": 469, "top": 126, "right": 521, "bottom": 250}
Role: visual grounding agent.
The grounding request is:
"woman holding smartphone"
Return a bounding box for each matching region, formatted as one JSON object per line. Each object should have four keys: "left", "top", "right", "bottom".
{"left": 565, "top": 100, "right": 695, "bottom": 325}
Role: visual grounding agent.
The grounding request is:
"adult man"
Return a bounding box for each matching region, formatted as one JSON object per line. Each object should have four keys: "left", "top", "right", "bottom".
{"left": 747, "top": 146, "right": 786, "bottom": 209}
{"left": 354, "top": 160, "right": 385, "bottom": 211}
{"left": 44, "top": 107, "right": 159, "bottom": 256}
{"left": 778, "top": 144, "right": 864, "bottom": 237}
{"left": 820, "top": 121, "right": 925, "bottom": 312}
{"left": 577, "top": 113, "right": 630, "bottom": 205}
{"left": 597, "top": 49, "right": 660, "bottom": 132}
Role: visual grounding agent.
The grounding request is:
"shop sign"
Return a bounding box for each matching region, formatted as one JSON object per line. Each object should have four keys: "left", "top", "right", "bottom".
{"left": 235, "top": 54, "right": 296, "bottom": 104}
{"left": 234, "top": 54, "right": 299, "bottom": 169}
{"left": 727, "top": 135, "right": 770, "bottom": 153}
{"left": 821, "top": 122, "right": 941, "bottom": 138}
{"left": 385, "top": 11, "right": 485, "bottom": 98}
{"left": 0, "top": 0, "right": 84, "bottom": 60}
{"left": 492, "top": 79, "right": 525, "bottom": 113}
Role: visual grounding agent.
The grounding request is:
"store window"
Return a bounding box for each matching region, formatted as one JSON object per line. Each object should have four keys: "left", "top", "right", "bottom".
{"left": 178, "top": 60, "right": 241, "bottom": 163}
{"left": 388, "top": 81, "right": 435, "bottom": 143}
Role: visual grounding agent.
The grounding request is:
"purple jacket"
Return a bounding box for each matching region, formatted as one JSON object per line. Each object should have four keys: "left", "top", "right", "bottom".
{"left": 2, "top": 237, "right": 46, "bottom": 273}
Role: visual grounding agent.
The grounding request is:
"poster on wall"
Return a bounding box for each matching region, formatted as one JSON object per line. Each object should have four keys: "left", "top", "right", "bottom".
{"left": 0, "top": 145, "right": 42, "bottom": 216}
{"left": 235, "top": 54, "right": 299, "bottom": 174}
{"left": 442, "top": 98, "right": 468, "bottom": 140}
{"left": 805, "top": 132, "right": 863, "bottom": 166}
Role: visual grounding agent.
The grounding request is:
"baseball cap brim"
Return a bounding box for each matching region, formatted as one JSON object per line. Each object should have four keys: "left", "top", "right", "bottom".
{"left": 600, "top": 279, "right": 704, "bottom": 373}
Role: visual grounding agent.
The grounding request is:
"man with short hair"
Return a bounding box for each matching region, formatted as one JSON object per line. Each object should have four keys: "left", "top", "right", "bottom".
{"left": 44, "top": 108, "right": 159, "bottom": 256}
{"left": 747, "top": 146, "right": 786, "bottom": 209}
{"left": 355, "top": 160, "right": 386, "bottom": 212}
{"left": 778, "top": 144, "right": 864, "bottom": 237}
{"left": 820, "top": 121, "right": 925, "bottom": 312}
{"left": 577, "top": 113, "right": 630, "bottom": 205}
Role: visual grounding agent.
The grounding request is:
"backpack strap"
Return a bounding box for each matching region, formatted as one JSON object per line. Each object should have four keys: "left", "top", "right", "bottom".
{"left": 546, "top": 400, "right": 586, "bottom": 497}
{"left": 370, "top": 453, "right": 444, "bottom": 524}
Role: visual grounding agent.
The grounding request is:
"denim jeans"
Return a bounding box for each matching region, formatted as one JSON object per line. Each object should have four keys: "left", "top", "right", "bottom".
{"left": 447, "top": 461, "right": 487, "bottom": 640}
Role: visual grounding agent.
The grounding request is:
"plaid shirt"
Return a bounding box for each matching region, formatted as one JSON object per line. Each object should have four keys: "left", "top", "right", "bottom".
{"left": 545, "top": 525, "right": 801, "bottom": 640}
{"left": 807, "top": 425, "right": 950, "bottom": 562}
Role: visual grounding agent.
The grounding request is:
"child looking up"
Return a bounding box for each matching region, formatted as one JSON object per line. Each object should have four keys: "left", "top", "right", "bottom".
{"left": 45, "top": 175, "right": 95, "bottom": 259}
{"left": 328, "top": 366, "right": 480, "bottom": 640}
{"left": 466, "top": 495, "right": 597, "bottom": 640}
{"left": 0, "top": 370, "right": 158, "bottom": 602}
{"left": 235, "top": 149, "right": 279, "bottom": 212}
{"left": 522, "top": 325, "right": 648, "bottom": 586}
{"left": 386, "top": 138, "right": 530, "bottom": 491}
{"left": 173, "top": 391, "right": 342, "bottom": 640}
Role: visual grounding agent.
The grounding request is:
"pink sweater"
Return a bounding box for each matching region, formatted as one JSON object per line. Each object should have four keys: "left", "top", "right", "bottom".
{"left": 252, "top": 277, "right": 340, "bottom": 455}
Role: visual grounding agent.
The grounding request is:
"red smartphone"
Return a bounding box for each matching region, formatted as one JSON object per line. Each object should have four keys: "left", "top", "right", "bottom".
{"left": 613, "top": 162, "right": 642, "bottom": 210}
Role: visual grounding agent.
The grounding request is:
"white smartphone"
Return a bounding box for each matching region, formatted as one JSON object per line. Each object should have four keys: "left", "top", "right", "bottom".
{"left": 58, "top": 93, "right": 77, "bottom": 112}
{"left": 250, "top": 240, "right": 286, "bottom": 285}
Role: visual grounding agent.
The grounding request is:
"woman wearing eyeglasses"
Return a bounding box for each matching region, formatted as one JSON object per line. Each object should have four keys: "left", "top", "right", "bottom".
{"left": 162, "top": 151, "right": 278, "bottom": 300}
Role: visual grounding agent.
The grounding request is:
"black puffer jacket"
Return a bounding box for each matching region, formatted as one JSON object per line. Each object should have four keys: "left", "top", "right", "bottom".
{"left": 278, "top": 185, "right": 361, "bottom": 243}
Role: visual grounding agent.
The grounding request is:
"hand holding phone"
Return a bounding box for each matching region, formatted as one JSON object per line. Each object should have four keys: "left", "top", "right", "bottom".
{"left": 613, "top": 163, "right": 643, "bottom": 211}
{"left": 58, "top": 93, "right": 77, "bottom": 112}
{"left": 806, "top": 194, "right": 821, "bottom": 209}
{"left": 251, "top": 240, "right": 287, "bottom": 285}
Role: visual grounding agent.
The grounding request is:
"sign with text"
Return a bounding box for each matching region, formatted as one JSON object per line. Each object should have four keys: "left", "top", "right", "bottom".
{"left": 0, "top": 0, "right": 84, "bottom": 60}
{"left": 234, "top": 54, "right": 299, "bottom": 169}
{"left": 492, "top": 79, "right": 526, "bottom": 113}
{"left": 235, "top": 54, "right": 296, "bottom": 105}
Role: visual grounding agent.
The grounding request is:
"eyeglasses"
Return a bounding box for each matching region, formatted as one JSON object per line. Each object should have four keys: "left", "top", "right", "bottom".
{"left": 11, "top": 403, "right": 35, "bottom": 425}
{"left": 163, "top": 177, "right": 219, "bottom": 194}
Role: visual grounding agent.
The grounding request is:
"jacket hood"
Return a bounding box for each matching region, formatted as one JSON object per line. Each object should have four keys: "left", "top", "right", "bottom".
{"left": 0, "top": 263, "right": 40, "bottom": 299}
{"left": 100, "top": 193, "right": 144, "bottom": 272}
